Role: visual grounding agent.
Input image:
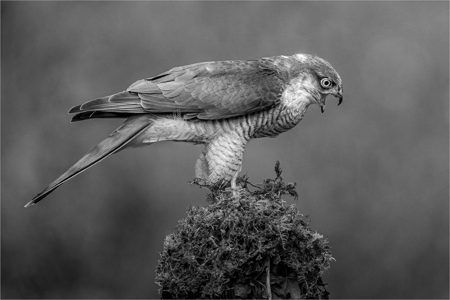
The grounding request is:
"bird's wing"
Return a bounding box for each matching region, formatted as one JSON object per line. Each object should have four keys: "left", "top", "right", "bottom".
{"left": 70, "top": 59, "right": 287, "bottom": 121}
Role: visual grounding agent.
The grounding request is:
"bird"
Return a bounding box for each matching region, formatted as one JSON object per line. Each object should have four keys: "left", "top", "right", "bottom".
{"left": 26, "top": 53, "right": 343, "bottom": 208}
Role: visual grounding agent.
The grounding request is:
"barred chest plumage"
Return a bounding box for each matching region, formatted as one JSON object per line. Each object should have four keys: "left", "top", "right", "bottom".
{"left": 247, "top": 103, "right": 309, "bottom": 140}
{"left": 172, "top": 101, "right": 310, "bottom": 145}
{"left": 189, "top": 102, "right": 310, "bottom": 186}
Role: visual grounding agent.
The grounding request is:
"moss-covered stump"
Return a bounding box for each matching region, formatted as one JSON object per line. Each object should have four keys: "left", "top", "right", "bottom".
{"left": 155, "top": 164, "right": 334, "bottom": 299}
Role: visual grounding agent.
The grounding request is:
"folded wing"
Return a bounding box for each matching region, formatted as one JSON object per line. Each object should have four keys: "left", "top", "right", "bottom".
{"left": 70, "top": 59, "right": 287, "bottom": 121}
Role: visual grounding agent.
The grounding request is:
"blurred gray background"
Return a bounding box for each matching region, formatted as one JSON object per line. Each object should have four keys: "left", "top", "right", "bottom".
{"left": 2, "top": 1, "right": 448, "bottom": 299}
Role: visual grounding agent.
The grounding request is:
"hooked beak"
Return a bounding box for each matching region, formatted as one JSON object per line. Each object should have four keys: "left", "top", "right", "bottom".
{"left": 336, "top": 94, "right": 343, "bottom": 106}
{"left": 336, "top": 86, "right": 343, "bottom": 106}
{"left": 320, "top": 87, "right": 343, "bottom": 113}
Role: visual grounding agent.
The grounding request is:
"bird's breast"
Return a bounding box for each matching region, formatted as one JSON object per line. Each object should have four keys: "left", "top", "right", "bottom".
{"left": 246, "top": 104, "right": 309, "bottom": 139}
{"left": 184, "top": 103, "right": 310, "bottom": 142}
{"left": 131, "top": 102, "right": 310, "bottom": 147}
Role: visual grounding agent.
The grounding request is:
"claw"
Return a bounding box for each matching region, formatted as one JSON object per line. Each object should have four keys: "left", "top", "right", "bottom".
{"left": 320, "top": 105, "right": 325, "bottom": 113}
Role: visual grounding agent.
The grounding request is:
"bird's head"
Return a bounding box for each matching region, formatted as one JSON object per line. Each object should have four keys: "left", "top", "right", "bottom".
{"left": 292, "top": 54, "right": 343, "bottom": 113}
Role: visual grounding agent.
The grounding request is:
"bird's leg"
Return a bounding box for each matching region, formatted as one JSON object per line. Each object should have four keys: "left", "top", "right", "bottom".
{"left": 202, "top": 133, "right": 247, "bottom": 197}
{"left": 194, "top": 146, "right": 209, "bottom": 183}
{"left": 230, "top": 171, "right": 239, "bottom": 197}
{"left": 231, "top": 175, "right": 237, "bottom": 190}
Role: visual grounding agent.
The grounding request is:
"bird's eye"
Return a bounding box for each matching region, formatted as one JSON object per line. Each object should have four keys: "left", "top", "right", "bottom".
{"left": 320, "top": 78, "right": 333, "bottom": 89}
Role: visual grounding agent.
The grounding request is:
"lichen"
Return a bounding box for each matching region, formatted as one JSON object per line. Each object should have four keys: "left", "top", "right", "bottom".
{"left": 155, "top": 162, "right": 333, "bottom": 299}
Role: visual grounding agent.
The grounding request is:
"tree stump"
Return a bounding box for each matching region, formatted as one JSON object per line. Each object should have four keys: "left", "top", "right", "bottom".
{"left": 156, "top": 163, "right": 333, "bottom": 299}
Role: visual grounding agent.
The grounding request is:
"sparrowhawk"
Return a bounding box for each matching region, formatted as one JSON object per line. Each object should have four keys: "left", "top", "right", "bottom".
{"left": 26, "top": 53, "right": 343, "bottom": 207}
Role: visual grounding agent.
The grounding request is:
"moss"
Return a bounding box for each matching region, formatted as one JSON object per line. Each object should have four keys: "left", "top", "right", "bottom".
{"left": 155, "top": 162, "right": 334, "bottom": 299}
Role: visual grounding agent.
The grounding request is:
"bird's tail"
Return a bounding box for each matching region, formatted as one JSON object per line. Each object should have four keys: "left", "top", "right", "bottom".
{"left": 25, "top": 115, "right": 154, "bottom": 207}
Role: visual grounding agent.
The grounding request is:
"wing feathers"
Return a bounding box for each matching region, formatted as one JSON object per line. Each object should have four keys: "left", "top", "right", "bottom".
{"left": 127, "top": 80, "right": 160, "bottom": 94}
{"left": 70, "top": 58, "right": 287, "bottom": 121}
